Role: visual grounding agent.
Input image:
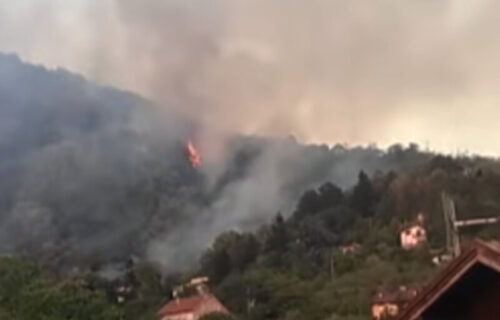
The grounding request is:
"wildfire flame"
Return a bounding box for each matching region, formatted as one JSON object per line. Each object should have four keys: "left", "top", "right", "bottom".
{"left": 186, "top": 140, "right": 202, "bottom": 169}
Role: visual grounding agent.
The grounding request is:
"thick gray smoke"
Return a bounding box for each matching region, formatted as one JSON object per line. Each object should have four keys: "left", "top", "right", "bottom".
{"left": 0, "top": 53, "right": 428, "bottom": 272}
{"left": 0, "top": 53, "right": 196, "bottom": 269}
{"left": 2, "top": 0, "right": 500, "bottom": 154}
{"left": 1, "top": 0, "right": 499, "bottom": 272}
{"left": 147, "top": 137, "right": 425, "bottom": 270}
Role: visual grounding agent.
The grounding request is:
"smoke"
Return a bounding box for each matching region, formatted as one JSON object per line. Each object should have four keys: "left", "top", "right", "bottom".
{"left": 2, "top": 0, "right": 500, "bottom": 272}
{"left": 146, "top": 137, "right": 422, "bottom": 270}
{"left": 0, "top": 53, "right": 198, "bottom": 269}
{"left": 0, "top": 49, "right": 409, "bottom": 272}
{"left": 2, "top": 0, "right": 500, "bottom": 154}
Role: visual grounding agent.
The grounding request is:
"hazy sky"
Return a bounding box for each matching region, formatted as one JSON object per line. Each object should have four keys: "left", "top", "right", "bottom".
{"left": 1, "top": 0, "right": 499, "bottom": 155}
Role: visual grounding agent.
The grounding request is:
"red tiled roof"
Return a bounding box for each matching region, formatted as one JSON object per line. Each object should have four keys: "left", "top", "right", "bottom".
{"left": 157, "top": 294, "right": 215, "bottom": 316}
{"left": 373, "top": 287, "right": 420, "bottom": 304}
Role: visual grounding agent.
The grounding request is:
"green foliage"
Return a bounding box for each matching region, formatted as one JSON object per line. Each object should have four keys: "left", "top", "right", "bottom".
{"left": 199, "top": 155, "right": 500, "bottom": 320}
{"left": 122, "top": 262, "right": 164, "bottom": 320}
{"left": 264, "top": 214, "right": 289, "bottom": 254}
{"left": 350, "top": 171, "right": 377, "bottom": 217}
{"left": 2, "top": 138, "right": 500, "bottom": 320}
{"left": 0, "top": 257, "right": 124, "bottom": 320}
{"left": 201, "top": 246, "right": 232, "bottom": 285}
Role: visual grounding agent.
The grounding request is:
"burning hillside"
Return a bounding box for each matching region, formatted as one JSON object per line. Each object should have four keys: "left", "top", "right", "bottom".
{"left": 3, "top": 52, "right": 500, "bottom": 277}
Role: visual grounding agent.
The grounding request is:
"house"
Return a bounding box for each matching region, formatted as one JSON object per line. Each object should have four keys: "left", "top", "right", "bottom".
{"left": 400, "top": 225, "right": 426, "bottom": 250}
{"left": 397, "top": 240, "right": 500, "bottom": 320}
{"left": 372, "top": 286, "right": 420, "bottom": 320}
{"left": 158, "top": 277, "right": 229, "bottom": 320}
{"left": 157, "top": 293, "right": 229, "bottom": 320}
{"left": 400, "top": 214, "right": 426, "bottom": 250}
{"left": 341, "top": 243, "right": 361, "bottom": 255}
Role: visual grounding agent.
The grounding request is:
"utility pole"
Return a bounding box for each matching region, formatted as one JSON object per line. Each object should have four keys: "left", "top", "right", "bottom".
{"left": 441, "top": 192, "right": 500, "bottom": 258}
{"left": 330, "top": 249, "right": 335, "bottom": 281}
{"left": 441, "top": 192, "right": 460, "bottom": 257}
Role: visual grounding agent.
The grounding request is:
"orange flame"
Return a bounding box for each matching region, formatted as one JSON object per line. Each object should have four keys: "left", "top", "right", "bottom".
{"left": 186, "top": 140, "right": 202, "bottom": 169}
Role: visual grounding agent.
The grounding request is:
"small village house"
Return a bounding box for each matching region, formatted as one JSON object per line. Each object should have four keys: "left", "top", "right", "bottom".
{"left": 341, "top": 243, "right": 361, "bottom": 255}
{"left": 400, "top": 214, "right": 426, "bottom": 250}
{"left": 372, "top": 286, "right": 419, "bottom": 320}
{"left": 157, "top": 277, "right": 229, "bottom": 320}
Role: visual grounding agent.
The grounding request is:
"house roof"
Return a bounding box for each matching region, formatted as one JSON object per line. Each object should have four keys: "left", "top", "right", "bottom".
{"left": 400, "top": 224, "right": 425, "bottom": 233}
{"left": 373, "top": 286, "right": 420, "bottom": 304}
{"left": 397, "top": 239, "right": 500, "bottom": 320}
{"left": 158, "top": 294, "right": 212, "bottom": 316}
{"left": 158, "top": 294, "right": 227, "bottom": 317}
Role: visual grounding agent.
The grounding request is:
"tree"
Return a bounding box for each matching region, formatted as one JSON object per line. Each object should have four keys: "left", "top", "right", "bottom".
{"left": 295, "top": 190, "right": 321, "bottom": 218}
{"left": 0, "top": 257, "right": 123, "bottom": 320}
{"left": 226, "top": 234, "right": 259, "bottom": 272}
{"left": 350, "top": 171, "right": 377, "bottom": 217}
{"left": 264, "top": 214, "right": 289, "bottom": 254}
{"left": 201, "top": 231, "right": 259, "bottom": 280}
{"left": 261, "top": 214, "right": 290, "bottom": 268}
{"left": 201, "top": 247, "right": 232, "bottom": 285}
{"left": 318, "top": 182, "right": 344, "bottom": 209}
{"left": 123, "top": 262, "right": 164, "bottom": 320}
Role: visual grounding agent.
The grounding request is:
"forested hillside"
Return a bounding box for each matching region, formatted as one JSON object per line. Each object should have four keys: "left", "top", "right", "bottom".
{"left": 2, "top": 153, "right": 500, "bottom": 320}
{"left": 202, "top": 157, "right": 500, "bottom": 320}
{"left": 2, "top": 53, "right": 500, "bottom": 320}
{"left": 0, "top": 53, "right": 441, "bottom": 271}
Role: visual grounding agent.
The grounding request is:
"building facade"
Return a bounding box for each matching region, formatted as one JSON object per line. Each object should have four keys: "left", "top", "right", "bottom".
{"left": 400, "top": 225, "right": 426, "bottom": 250}
{"left": 372, "top": 286, "right": 419, "bottom": 320}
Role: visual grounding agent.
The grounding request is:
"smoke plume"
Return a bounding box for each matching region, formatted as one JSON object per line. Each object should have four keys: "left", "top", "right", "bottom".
{"left": 2, "top": 0, "right": 500, "bottom": 154}
{"left": 1, "top": 1, "right": 500, "bottom": 272}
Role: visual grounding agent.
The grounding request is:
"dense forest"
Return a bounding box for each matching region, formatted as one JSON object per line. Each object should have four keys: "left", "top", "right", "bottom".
{"left": 201, "top": 159, "right": 500, "bottom": 320}
{"left": 2, "top": 53, "right": 500, "bottom": 319}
